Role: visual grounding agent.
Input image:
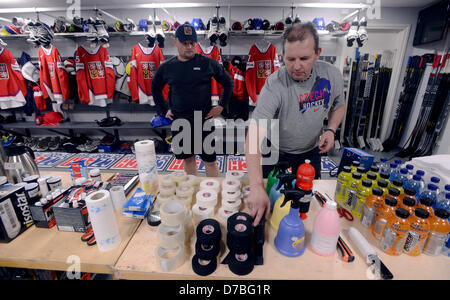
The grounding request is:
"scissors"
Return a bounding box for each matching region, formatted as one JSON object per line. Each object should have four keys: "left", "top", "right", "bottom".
{"left": 337, "top": 205, "right": 354, "bottom": 221}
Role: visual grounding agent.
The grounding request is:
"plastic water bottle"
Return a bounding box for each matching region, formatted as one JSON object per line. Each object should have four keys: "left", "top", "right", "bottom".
{"left": 404, "top": 175, "right": 423, "bottom": 198}
{"left": 437, "top": 185, "right": 450, "bottom": 206}
{"left": 430, "top": 177, "right": 441, "bottom": 194}
{"left": 405, "top": 164, "right": 414, "bottom": 179}
{"left": 415, "top": 170, "right": 426, "bottom": 189}
{"left": 379, "top": 157, "right": 389, "bottom": 174}
{"left": 389, "top": 163, "right": 398, "bottom": 182}
{"left": 436, "top": 193, "right": 450, "bottom": 213}
{"left": 419, "top": 183, "right": 439, "bottom": 208}
{"left": 397, "top": 168, "right": 409, "bottom": 186}
{"left": 394, "top": 159, "right": 402, "bottom": 167}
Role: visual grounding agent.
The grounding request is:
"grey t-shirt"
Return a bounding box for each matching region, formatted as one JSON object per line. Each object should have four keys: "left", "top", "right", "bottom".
{"left": 251, "top": 60, "right": 345, "bottom": 154}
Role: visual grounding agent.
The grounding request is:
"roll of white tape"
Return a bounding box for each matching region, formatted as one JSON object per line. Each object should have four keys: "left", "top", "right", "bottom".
{"left": 85, "top": 190, "right": 121, "bottom": 252}
{"left": 200, "top": 179, "right": 220, "bottom": 193}
{"left": 196, "top": 189, "right": 218, "bottom": 208}
{"left": 221, "top": 198, "right": 242, "bottom": 211}
{"left": 160, "top": 201, "right": 187, "bottom": 226}
{"left": 157, "top": 224, "right": 185, "bottom": 248}
{"left": 110, "top": 185, "right": 127, "bottom": 211}
{"left": 192, "top": 203, "right": 214, "bottom": 222}
{"left": 221, "top": 189, "right": 241, "bottom": 201}
{"left": 226, "top": 171, "right": 245, "bottom": 182}
{"left": 156, "top": 194, "right": 174, "bottom": 209}
{"left": 175, "top": 195, "right": 193, "bottom": 209}
{"left": 159, "top": 185, "right": 176, "bottom": 197}
{"left": 221, "top": 178, "right": 241, "bottom": 192}
{"left": 160, "top": 174, "right": 175, "bottom": 189}
{"left": 156, "top": 244, "right": 185, "bottom": 272}
{"left": 218, "top": 207, "right": 238, "bottom": 222}
{"left": 176, "top": 185, "right": 194, "bottom": 197}
{"left": 178, "top": 175, "right": 199, "bottom": 189}
{"left": 171, "top": 171, "right": 187, "bottom": 184}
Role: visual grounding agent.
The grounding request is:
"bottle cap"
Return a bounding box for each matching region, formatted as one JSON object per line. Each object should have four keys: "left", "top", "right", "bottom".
{"left": 352, "top": 160, "right": 360, "bottom": 167}
{"left": 362, "top": 179, "right": 372, "bottom": 187}
{"left": 395, "top": 208, "right": 410, "bottom": 219}
{"left": 377, "top": 180, "right": 388, "bottom": 188}
{"left": 430, "top": 176, "right": 440, "bottom": 184}
{"left": 372, "top": 187, "right": 383, "bottom": 197}
{"left": 395, "top": 159, "right": 402, "bottom": 165}
{"left": 390, "top": 163, "right": 397, "bottom": 168}
{"left": 403, "top": 197, "right": 416, "bottom": 207}
{"left": 388, "top": 187, "right": 400, "bottom": 197}
{"left": 380, "top": 172, "right": 389, "bottom": 180}
{"left": 367, "top": 173, "right": 377, "bottom": 181}
{"left": 357, "top": 167, "right": 366, "bottom": 174}
{"left": 326, "top": 200, "right": 337, "bottom": 209}
{"left": 404, "top": 187, "right": 416, "bottom": 196}
{"left": 352, "top": 172, "right": 362, "bottom": 179}
{"left": 370, "top": 166, "right": 379, "bottom": 173}
{"left": 343, "top": 166, "right": 351, "bottom": 173}
{"left": 400, "top": 168, "right": 408, "bottom": 175}
{"left": 380, "top": 157, "right": 387, "bottom": 163}
{"left": 427, "top": 183, "right": 437, "bottom": 191}
{"left": 90, "top": 168, "right": 101, "bottom": 177}
{"left": 445, "top": 184, "right": 450, "bottom": 191}
{"left": 434, "top": 208, "right": 450, "bottom": 220}
{"left": 406, "top": 164, "right": 414, "bottom": 170}
{"left": 392, "top": 179, "right": 403, "bottom": 187}
{"left": 385, "top": 196, "right": 397, "bottom": 207}
{"left": 419, "top": 197, "right": 433, "bottom": 207}
{"left": 416, "top": 170, "right": 425, "bottom": 176}
{"left": 414, "top": 208, "right": 429, "bottom": 219}
{"left": 40, "top": 198, "right": 47, "bottom": 205}
{"left": 412, "top": 174, "right": 421, "bottom": 181}
{"left": 446, "top": 193, "right": 450, "bottom": 200}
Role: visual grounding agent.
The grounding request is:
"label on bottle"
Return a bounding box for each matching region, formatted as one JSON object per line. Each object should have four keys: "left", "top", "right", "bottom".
{"left": 311, "top": 229, "right": 338, "bottom": 254}
{"left": 423, "top": 232, "right": 449, "bottom": 256}
{"left": 345, "top": 187, "right": 358, "bottom": 208}
{"left": 335, "top": 180, "right": 343, "bottom": 198}
{"left": 361, "top": 205, "right": 377, "bottom": 227}
{"left": 380, "top": 227, "right": 397, "bottom": 251}
{"left": 373, "top": 218, "right": 388, "bottom": 239}
{"left": 403, "top": 231, "right": 421, "bottom": 253}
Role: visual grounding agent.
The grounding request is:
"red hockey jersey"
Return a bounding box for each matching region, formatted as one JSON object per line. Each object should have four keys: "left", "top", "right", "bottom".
{"left": 128, "top": 43, "right": 168, "bottom": 105}
{"left": 0, "top": 48, "right": 27, "bottom": 109}
{"left": 196, "top": 43, "right": 223, "bottom": 106}
{"left": 245, "top": 42, "right": 280, "bottom": 103}
{"left": 75, "top": 45, "right": 115, "bottom": 107}
{"left": 226, "top": 63, "right": 247, "bottom": 101}
{"left": 38, "top": 45, "right": 70, "bottom": 103}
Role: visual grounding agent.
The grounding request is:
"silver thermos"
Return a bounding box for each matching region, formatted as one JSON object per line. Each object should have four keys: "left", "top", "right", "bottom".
{"left": 4, "top": 145, "right": 40, "bottom": 184}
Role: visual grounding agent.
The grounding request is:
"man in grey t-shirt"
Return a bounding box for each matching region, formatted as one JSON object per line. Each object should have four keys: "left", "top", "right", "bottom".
{"left": 245, "top": 23, "right": 346, "bottom": 226}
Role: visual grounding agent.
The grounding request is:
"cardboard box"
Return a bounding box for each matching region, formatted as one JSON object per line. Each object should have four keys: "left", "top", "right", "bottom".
{"left": 53, "top": 200, "right": 89, "bottom": 233}
{"left": 0, "top": 185, "right": 34, "bottom": 243}
{"left": 28, "top": 193, "right": 64, "bottom": 229}
{"left": 337, "top": 148, "right": 374, "bottom": 175}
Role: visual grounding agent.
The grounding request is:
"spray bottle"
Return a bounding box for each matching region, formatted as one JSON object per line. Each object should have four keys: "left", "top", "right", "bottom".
{"left": 269, "top": 174, "right": 297, "bottom": 231}
{"left": 274, "top": 189, "right": 311, "bottom": 257}
{"left": 266, "top": 161, "right": 289, "bottom": 196}
{"left": 296, "top": 160, "right": 315, "bottom": 220}
{"left": 268, "top": 163, "right": 291, "bottom": 211}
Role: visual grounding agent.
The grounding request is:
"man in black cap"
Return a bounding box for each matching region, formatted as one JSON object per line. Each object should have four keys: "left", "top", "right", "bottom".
{"left": 152, "top": 24, "right": 233, "bottom": 177}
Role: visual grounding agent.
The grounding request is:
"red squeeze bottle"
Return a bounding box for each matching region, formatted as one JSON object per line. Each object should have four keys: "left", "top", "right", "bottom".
{"left": 296, "top": 160, "right": 315, "bottom": 220}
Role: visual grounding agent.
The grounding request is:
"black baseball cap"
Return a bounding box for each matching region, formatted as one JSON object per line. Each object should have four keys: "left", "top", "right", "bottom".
{"left": 175, "top": 24, "right": 197, "bottom": 42}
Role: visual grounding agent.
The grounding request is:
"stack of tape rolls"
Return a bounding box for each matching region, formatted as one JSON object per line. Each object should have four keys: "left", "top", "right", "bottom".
{"left": 178, "top": 175, "right": 200, "bottom": 191}
{"left": 176, "top": 185, "right": 194, "bottom": 205}
{"left": 157, "top": 201, "right": 189, "bottom": 272}
{"left": 171, "top": 171, "right": 188, "bottom": 185}
{"left": 192, "top": 219, "right": 222, "bottom": 276}
{"left": 222, "top": 212, "right": 255, "bottom": 276}
{"left": 200, "top": 179, "right": 220, "bottom": 194}
{"left": 134, "top": 140, "right": 159, "bottom": 195}
{"left": 221, "top": 178, "right": 241, "bottom": 193}
{"left": 242, "top": 185, "right": 251, "bottom": 204}
{"left": 226, "top": 171, "right": 245, "bottom": 183}
{"left": 85, "top": 190, "right": 121, "bottom": 252}
{"left": 155, "top": 193, "right": 174, "bottom": 210}
{"left": 193, "top": 189, "right": 217, "bottom": 223}
{"left": 219, "top": 186, "right": 242, "bottom": 221}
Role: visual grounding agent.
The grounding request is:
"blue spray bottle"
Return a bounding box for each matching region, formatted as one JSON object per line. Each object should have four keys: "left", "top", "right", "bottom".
{"left": 274, "top": 189, "right": 311, "bottom": 257}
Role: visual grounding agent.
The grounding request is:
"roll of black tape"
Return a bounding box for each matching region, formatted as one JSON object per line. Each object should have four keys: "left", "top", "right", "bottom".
{"left": 192, "top": 255, "right": 217, "bottom": 276}
{"left": 227, "top": 212, "right": 252, "bottom": 232}
{"left": 196, "top": 219, "right": 221, "bottom": 245}
{"left": 228, "top": 252, "right": 255, "bottom": 276}
{"left": 226, "top": 233, "right": 252, "bottom": 253}
{"left": 195, "top": 240, "right": 221, "bottom": 260}
{"left": 227, "top": 218, "right": 253, "bottom": 246}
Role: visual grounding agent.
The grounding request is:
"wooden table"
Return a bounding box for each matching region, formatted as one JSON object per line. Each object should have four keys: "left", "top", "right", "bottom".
{"left": 114, "top": 178, "right": 450, "bottom": 280}
{"left": 0, "top": 171, "right": 141, "bottom": 274}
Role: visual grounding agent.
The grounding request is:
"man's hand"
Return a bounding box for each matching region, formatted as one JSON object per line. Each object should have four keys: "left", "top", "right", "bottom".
{"left": 247, "top": 185, "right": 271, "bottom": 227}
{"left": 205, "top": 105, "right": 223, "bottom": 119}
{"left": 165, "top": 109, "right": 174, "bottom": 120}
{"left": 318, "top": 130, "right": 335, "bottom": 154}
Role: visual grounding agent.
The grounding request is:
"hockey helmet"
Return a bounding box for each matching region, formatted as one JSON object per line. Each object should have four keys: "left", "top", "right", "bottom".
{"left": 313, "top": 17, "right": 326, "bottom": 30}
{"left": 231, "top": 21, "right": 242, "bottom": 31}
{"left": 262, "top": 19, "right": 271, "bottom": 30}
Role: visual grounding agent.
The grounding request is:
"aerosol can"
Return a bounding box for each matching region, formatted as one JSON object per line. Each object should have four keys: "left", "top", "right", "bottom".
{"left": 274, "top": 189, "right": 312, "bottom": 257}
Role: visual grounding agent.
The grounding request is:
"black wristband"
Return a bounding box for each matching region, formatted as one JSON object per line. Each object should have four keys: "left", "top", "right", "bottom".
{"left": 323, "top": 128, "right": 336, "bottom": 136}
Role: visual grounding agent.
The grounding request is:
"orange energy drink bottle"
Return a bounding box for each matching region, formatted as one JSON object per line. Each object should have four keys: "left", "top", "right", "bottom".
{"left": 423, "top": 208, "right": 450, "bottom": 256}
{"left": 335, "top": 166, "right": 352, "bottom": 205}
{"left": 417, "top": 197, "right": 435, "bottom": 219}
{"left": 403, "top": 208, "right": 431, "bottom": 256}
{"left": 372, "top": 196, "right": 398, "bottom": 240}
{"left": 398, "top": 187, "right": 417, "bottom": 208}
{"left": 377, "top": 179, "right": 389, "bottom": 196}
{"left": 390, "top": 179, "right": 404, "bottom": 195}
{"left": 352, "top": 179, "right": 372, "bottom": 219}
{"left": 361, "top": 187, "right": 384, "bottom": 228}
{"left": 399, "top": 197, "right": 416, "bottom": 216}
{"left": 344, "top": 172, "right": 362, "bottom": 210}
{"left": 350, "top": 160, "right": 360, "bottom": 174}
{"left": 385, "top": 187, "right": 401, "bottom": 207}
{"left": 380, "top": 208, "right": 411, "bottom": 255}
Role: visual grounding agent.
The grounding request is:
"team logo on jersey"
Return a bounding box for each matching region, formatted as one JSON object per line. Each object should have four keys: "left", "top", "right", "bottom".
{"left": 0, "top": 63, "right": 9, "bottom": 80}
{"left": 47, "top": 62, "right": 55, "bottom": 79}
{"left": 88, "top": 61, "right": 105, "bottom": 79}
{"left": 299, "top": 77, "right": 331, "bottom": 114}
{"left": 256, "top": 60, "right": 272, "bottom": 79}
{"left": 141, "top": 61, "right": 156, "bottom": 79}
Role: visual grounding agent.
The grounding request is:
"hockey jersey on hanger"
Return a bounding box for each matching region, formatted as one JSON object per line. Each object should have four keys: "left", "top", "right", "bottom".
{"left": 226, "top": 62, "right": 247, "bottom": 101}
{"left": 38, "top": 44, "right": 70, "bottom": 103}
{"left": 128, "top": 43, "right": 168, "bottom": 105}
{"left": 75, "top": 45, "right": 115, "bottom": 107}
{"left": 245, "top": 42, "right": 280, "bottom": 103}
{"left": 196, "top": 43, "right": 223, "bottom": 106}
{"left": 0, "top": 48, "right": 27, "bottom": 109}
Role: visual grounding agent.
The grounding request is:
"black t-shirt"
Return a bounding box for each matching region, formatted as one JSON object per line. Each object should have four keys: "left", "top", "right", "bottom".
{"left": 151, "top": 53, "right": 233, "bottom": 119}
